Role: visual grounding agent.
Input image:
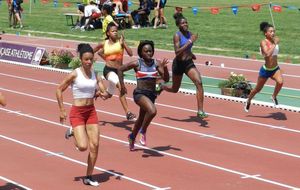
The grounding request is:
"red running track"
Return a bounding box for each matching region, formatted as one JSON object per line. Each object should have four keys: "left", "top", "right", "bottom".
{"left": 2, "top": 34, "right": 300, "bottom": 89}
{"left": 0, "top": 62, "right": 300, "bottom": 190}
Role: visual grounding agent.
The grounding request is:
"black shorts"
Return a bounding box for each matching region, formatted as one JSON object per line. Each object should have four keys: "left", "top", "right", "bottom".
{"left": 133, "top": 89, "right": 157, "bottom": 104}
{"left": 172, "top": 58, "right": 196, "bottom": 75}
{"left": 159, "top": 0, "right": 167, "bottom": 8}
{"left": 103, "top": 66, "right": 118, "bottom": 79}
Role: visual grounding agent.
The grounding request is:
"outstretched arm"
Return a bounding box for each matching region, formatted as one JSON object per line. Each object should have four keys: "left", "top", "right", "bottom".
{"left": 157, "top": 58, "right": 170, "bottom": 82}
{"left": 260, "top": 37, "right": 279, "bottom": 57}
{"left": 93, "top": 42, "right": 104, "bottom": 53}
{"left": 95, "top": 73, "right": 110, "bottom": 100}
{"left": 120, "top": 34, "right": 133, "bottom": 56}
{"left": 56, "top": 71, "right": 76, "bottom": 124}
{"left": 118, "top": 60, "right": 138, "bottom": 95}
{"left": 174, "top": 32, "right": 198, "bottom": 57}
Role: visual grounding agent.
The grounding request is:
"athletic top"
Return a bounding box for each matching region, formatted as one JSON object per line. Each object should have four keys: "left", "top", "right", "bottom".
{"left": 177, "top": 31, "right": 193, "bottom": 51}
{"left": 135, "top": 58, "right": 158, "bottom": 80}
{"left": 103, "top": 39, "right": 124, "bottom": 62}
{"left": 261, "top": 39, "right": 279, "bottom": 57}
{"left": 72, "top": 68, "right": 97, "bottom": 99}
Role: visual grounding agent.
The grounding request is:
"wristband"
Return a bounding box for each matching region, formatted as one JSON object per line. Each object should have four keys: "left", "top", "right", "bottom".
{"left": 188, "top": 39, "right": 193, "bottom": 43}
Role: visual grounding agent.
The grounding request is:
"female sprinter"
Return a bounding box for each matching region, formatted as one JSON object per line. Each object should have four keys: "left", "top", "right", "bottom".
{"left": 93, "top": 22, "right": 136, "bottom": 120}
{"left": 244, "top": 22, "right": 283, "bottom": 112}
{"left": 118, "top": 40, "right": 169, "bottom": 151}
{"left": 56, "top": 43, "right": 108, "bottom": 186}
{"left": 161, "top": 13, "right": 207, "bottom": 118}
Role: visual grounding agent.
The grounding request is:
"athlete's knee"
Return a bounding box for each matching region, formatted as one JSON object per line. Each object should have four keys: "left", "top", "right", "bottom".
{"left": 277, "top": 79, "right": 283, "bottom": 86}
{"left": 77, "top": 143, "right": 88, "bottom": 152}
{"left": 89, "top": 142, "right": 99, "bottom": 153}
{"left": 148, "top": 108, "right": 157, "bottom": 118}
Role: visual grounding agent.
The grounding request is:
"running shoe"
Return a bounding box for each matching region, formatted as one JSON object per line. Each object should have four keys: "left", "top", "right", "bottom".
{"left": 65, "top": 128, "right": 73, "bottom": 139}
{"left": 197, "top": 111, "right": 208, "bottom": 119}
{"left": 271, "top": 96, "right": 279, "bottom": 106}
{"left": 128, "top": 134, "right": 135, "bottom": 151}
{"left": 139, "top": 132, "right": 146, "bottom": 146}
{"left": 244, "top": 101, "right": 250, "bottom": 112}
{"left": 83, "top": 176, "right": 99, "bottom": 186}
{"left": 126, "top": 111, "right": 136, "bottom": 121}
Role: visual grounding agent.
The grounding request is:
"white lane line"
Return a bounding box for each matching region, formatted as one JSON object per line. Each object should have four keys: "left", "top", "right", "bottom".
{"left": 0, "top": 135, "right": 165, "bottom": 189}
{"left": 241, "top": 174, "right": 261, "bottom": 179}
{"left": 4, "top": 33, "right": 300, "bottom": 67}
{"left": 0, "top": 176, "right": 32, "bottom": 190}
{"left": 0, "top": 107, "right": 300, "bottom": 188}
{"left": 1, "top": 89, "right": 300, "bottom": 159}
{"left": 199, "top": 65, "right": 300, "bottom": 78}
{"left": 0, "top": 74, "right": 297, "bottom": 133}
{"left": 0, "top": 112, "right": 298, "bottom": 190}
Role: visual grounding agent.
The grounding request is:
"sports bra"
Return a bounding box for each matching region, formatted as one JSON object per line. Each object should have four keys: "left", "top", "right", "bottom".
{"left": 72, "top": 68, "right": 97, "bottom": 99}
{"left": 261, "top": 39, "right": 279, "bottom": 57}
{"left": 103, "top": 39, "right": 124, "bottom": 62}
{"left": 135, "top": 58, "right": 158, "bottom": 80}
{"left": 177, "top": 31, "right": 193, "bottom": 51}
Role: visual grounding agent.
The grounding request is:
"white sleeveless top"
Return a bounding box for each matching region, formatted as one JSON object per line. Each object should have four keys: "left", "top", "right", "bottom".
{"left": 72, "top": 68, "right": 97, "bottom": 99}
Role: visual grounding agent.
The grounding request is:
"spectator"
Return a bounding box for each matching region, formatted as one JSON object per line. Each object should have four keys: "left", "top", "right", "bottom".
{"left": 81, "top": 1, "right": 101, "bottom": 31}
{"left": 12, "top": 0, "right": 23, "bottom": 28}
{"left": 153, "top": 0, "right": 167, "bottom": 29}
{"left": 7, "top": 0, "right": 15, "bottom": 27}
{"left": 130, "top": 0, "right": 151, "bottom": 28}
{"left": 102, "top": 4, "right": 118, "bottom": 38}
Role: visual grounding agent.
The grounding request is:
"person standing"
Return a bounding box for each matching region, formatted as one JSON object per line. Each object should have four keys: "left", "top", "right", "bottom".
{"left": 56, "top": 43, "right": 108, "bottom": 186}
{"left": 161, "top": 13, "right": 207, "bottom": 118}
{"left": 244, "top": 22, "right": 283, "bottom": 112}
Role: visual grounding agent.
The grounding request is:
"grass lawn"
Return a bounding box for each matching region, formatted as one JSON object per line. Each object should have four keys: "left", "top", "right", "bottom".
{"left": 0, "top": 0, "right": 300, "bottom": 63}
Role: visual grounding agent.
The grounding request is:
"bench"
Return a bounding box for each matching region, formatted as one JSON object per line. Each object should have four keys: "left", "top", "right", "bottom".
{"left": 64, "top": 13, "right": 81, "bottom": 26}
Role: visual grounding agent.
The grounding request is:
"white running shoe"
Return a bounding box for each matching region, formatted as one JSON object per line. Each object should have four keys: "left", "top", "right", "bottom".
{"left": 65, "top": 128, "right": 73, "bottom": 139}
{"left": 244, "top": 101, "right": 250, "bottom": 112}
{"left": 83, "top": 176, "right": 99, "bottom": 186}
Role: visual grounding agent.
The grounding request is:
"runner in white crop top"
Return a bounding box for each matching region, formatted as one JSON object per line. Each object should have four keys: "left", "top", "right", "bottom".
{"left": 56, "top": 43, "right": 109, "bottom": 187}
{"left": 72, "top": 67, "right": 97, "bottom": 99}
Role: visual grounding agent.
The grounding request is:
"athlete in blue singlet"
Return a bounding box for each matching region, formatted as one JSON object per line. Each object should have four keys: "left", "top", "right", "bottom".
{"left": 118, "top": 40, "right": 169, "bottom": 151}
{"left": 161, "top": 13, "right": 208, "bottom": 119}
{"left": 244, "top": 22, "right": 283, "bottom": 112}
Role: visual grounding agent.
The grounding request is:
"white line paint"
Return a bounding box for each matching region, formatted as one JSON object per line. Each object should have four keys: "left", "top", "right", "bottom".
{"left": 0, "top": 114, "right": 298, "bottom": 189}
{"left": 1, "top": 89, "right": 300, "bottom": 160}
{"left": 0, "top": 61, "right": 299, "bottom": 112}
{"left": 0, "top": 135, "right": 165, "bottom": 189}
{"left": 4, "top": 33, "right": 300, "bottom": 66}
{"left": 1, "top": 73, "right": 299, "bottom": 131}
{"left": 0, "top": 176, "right": 32, "bottom": 190}
{"left": 241, "top": 174, "right": 261, "bottom": 179}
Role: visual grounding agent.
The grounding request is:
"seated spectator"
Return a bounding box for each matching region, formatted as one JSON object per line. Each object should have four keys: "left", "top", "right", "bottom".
{"left": 130, "top": 0, "right": 152, "bottom": 28}
{"left": 81, "top": 1, "right": 101, "bottom": 31}
{"left": 112, "top": 1, "right": 133, "bottom": 29}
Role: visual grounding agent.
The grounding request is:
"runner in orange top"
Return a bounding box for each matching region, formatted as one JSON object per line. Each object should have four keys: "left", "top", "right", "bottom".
{"left": 93, "top": 22, "right": 136, "bottom": 120}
